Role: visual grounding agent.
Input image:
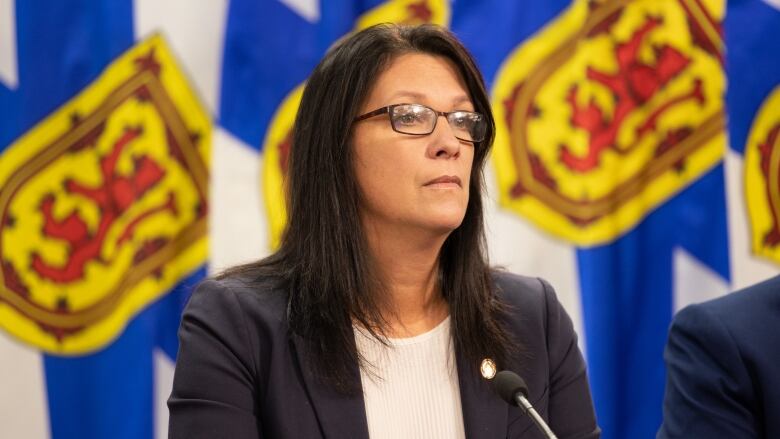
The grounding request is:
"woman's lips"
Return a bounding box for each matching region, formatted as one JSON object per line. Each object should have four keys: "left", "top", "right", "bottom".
{"left": 424, "top": 175, "right": 462, "bottom": 188}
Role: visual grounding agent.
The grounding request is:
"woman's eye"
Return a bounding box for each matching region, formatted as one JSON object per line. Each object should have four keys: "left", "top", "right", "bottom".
{"left": 397, "top": 113, "right": 421, "bottom": 124}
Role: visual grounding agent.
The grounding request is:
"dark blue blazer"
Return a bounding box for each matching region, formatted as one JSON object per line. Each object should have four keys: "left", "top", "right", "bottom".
{"left": 658, "top": 275, "right": 780, "bottom": 438}
{"left": 168, "top": 271, "right": 600, "bottom": 438}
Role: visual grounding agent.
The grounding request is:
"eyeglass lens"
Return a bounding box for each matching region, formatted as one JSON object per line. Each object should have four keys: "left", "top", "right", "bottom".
{"left": 390, "top": 104, "right": 485, "bottom": 142}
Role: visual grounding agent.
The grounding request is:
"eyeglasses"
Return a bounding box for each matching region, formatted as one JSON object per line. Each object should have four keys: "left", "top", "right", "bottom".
{"left": 353, "top": 103, "right": 487, "bottom": 143}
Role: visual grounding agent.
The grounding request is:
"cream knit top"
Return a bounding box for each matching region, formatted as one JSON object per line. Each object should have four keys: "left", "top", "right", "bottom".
{"left": 354, "top": 316, "right": 466, "bottom": 439}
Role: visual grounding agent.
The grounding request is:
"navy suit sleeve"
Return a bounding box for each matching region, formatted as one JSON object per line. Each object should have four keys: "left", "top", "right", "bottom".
{"left": 168, "top": 279, "right": 262, "bottom": 439}
{"left": 657, "top": 303, "right": 757, "bottom": 439}
{"left": 540, "top": 279, "right": 601, "bottom": 439}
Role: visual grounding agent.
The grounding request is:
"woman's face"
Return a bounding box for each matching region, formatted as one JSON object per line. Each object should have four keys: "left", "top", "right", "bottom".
{"left": 352, "top": 53, "right": 476, "bottom": 238}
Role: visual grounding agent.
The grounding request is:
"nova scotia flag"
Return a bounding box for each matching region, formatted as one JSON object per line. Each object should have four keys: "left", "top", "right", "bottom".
{"left": 1, "top": 1, "right": 778, "bottom": 438}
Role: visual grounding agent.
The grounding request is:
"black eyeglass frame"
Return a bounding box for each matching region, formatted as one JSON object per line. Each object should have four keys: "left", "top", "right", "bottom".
{"left": 353, "top": 103, "right": 486, "bottom": 143}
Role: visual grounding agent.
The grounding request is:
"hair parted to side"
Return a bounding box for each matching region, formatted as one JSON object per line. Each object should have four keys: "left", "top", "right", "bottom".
{"left": 219, "top": 23, "right": 515, "bottom": 394}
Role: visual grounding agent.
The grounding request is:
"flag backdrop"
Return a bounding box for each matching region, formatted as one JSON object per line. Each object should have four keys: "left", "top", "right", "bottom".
{"left": 1, "top": 1, "right": 778, "bottom": 438}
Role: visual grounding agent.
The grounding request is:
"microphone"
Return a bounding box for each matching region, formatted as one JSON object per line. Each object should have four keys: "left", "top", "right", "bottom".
{"left": 492, "top": 370, "right": 558, "bottom": 439}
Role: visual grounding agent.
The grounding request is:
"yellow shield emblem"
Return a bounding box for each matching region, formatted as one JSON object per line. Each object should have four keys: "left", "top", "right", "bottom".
{"left": 492, "top": 0, "right": 726, "bottom": 245}
{"left": 744, "top": 85, "right": 780, "bottom": 266}
{"left": 0, "top": 35, "right": 210, "bottom": 354}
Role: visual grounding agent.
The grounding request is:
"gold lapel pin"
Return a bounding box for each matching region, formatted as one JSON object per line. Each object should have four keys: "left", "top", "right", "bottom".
{"left": 480, "top": 358, "right": 497, "bottom": 380}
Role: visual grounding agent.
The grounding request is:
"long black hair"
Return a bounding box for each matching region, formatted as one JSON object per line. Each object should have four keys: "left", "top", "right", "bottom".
{"left": 220, "top": 23, "right": 514, "bottom": 394}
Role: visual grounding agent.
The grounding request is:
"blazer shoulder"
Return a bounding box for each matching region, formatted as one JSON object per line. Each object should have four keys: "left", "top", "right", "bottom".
{"left": 490, "top": 270, "right": 572, "bottom": 344}
{"left": 491, "top": 270, "right": 562, "bottom": 324}
{"left": 171, "top": 271, "right": 290, "bottom": 438}
{"left": 188, "top": 271, "right": 290, "bottom": 331}
{"left": 202, "top": 270, "right": 286, "bottom": 297}
{"left": 675, "top": 274, "right": 780, "bottom": 338}
{"left": 692, "top": 275, "right": 779, "bottom": 316}
{"left": 658, "top": 279, "right": 779, "bottom": 439}
{"left": 491, "top": 270, "right": 548, "bottom": 307}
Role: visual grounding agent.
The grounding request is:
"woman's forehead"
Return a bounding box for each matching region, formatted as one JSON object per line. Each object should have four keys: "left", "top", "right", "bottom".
{"left": 363, "top": 53, "right": 472, "bottom": 108}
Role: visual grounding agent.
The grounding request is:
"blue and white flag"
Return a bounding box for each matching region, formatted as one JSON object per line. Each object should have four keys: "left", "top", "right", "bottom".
{"left": 1, "top": 1, "right": 778, "bottom": 438}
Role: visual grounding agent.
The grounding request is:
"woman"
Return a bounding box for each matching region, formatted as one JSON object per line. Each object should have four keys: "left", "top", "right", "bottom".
{"left": 169, "top": 24, "right": 600, "bottom": 439}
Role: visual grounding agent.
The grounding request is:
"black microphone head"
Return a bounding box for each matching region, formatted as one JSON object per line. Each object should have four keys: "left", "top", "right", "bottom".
{"left": 493, "top": 370, "right": 529, "bottom": 406}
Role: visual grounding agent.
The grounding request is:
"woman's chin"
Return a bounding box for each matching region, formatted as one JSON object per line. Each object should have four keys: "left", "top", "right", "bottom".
{"left": 419, "top": 212, "right": 467, "bottom": 234}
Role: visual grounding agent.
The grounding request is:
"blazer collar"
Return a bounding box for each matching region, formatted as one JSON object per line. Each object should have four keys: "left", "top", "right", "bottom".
{"left": 290, "top": 333, "right": 507, "bottom": 439}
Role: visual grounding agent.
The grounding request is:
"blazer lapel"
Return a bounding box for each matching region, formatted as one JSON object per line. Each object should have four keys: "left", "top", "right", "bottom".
{"left": 457, "top": 351, "right": 509, "bottom": 438}
{"left": 290, "top": 334, "right": 370, "bottom": 439}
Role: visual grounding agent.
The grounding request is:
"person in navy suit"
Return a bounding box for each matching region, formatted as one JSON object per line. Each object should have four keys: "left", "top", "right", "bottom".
{"left": 169, "top": 23, "right": 600, "bottom": 438}
{"left": 658, "top": 275, "right": 780, "bottom": 438}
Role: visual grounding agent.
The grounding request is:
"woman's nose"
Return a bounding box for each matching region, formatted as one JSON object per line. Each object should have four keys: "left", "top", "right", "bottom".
{"left": 428, "top": 115, "right": 461, "bottom": 158}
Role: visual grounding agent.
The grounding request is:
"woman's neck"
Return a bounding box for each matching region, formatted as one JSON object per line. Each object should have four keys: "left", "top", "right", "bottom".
{"left": 364, "top": 223, "right": 450, "bottom": 338}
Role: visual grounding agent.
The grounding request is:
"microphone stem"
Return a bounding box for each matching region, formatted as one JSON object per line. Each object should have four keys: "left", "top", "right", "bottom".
{"left": 514, "top": 394, "right": 558, "bottom": 439}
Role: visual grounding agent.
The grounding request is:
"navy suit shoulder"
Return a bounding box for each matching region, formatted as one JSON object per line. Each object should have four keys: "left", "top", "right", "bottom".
{"left": 169, "top": 270, "right": 599, "bottom": 439}
{"left": 658, "top": 275, "right": 780, "bottom": 439}
{"left": 169, "top": 273, "right": 317, "bottom": 439}
{"left": 492, "top": 271, "right": 600, "bottom": 439}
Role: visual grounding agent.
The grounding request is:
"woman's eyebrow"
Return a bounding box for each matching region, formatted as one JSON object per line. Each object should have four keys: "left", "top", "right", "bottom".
{"left": 386, "top": 90, "right": 428, "bottom": 102}
{"left": 451, "top": 95, "right": 471, "bottom": 106}
{"left": 386, "top": 91, "right": 472, "bottom": 106}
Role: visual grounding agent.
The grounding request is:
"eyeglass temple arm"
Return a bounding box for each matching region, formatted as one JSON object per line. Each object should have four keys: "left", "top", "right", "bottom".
{"left": 353, "top": 107, "right": 391, "bottom": 122}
